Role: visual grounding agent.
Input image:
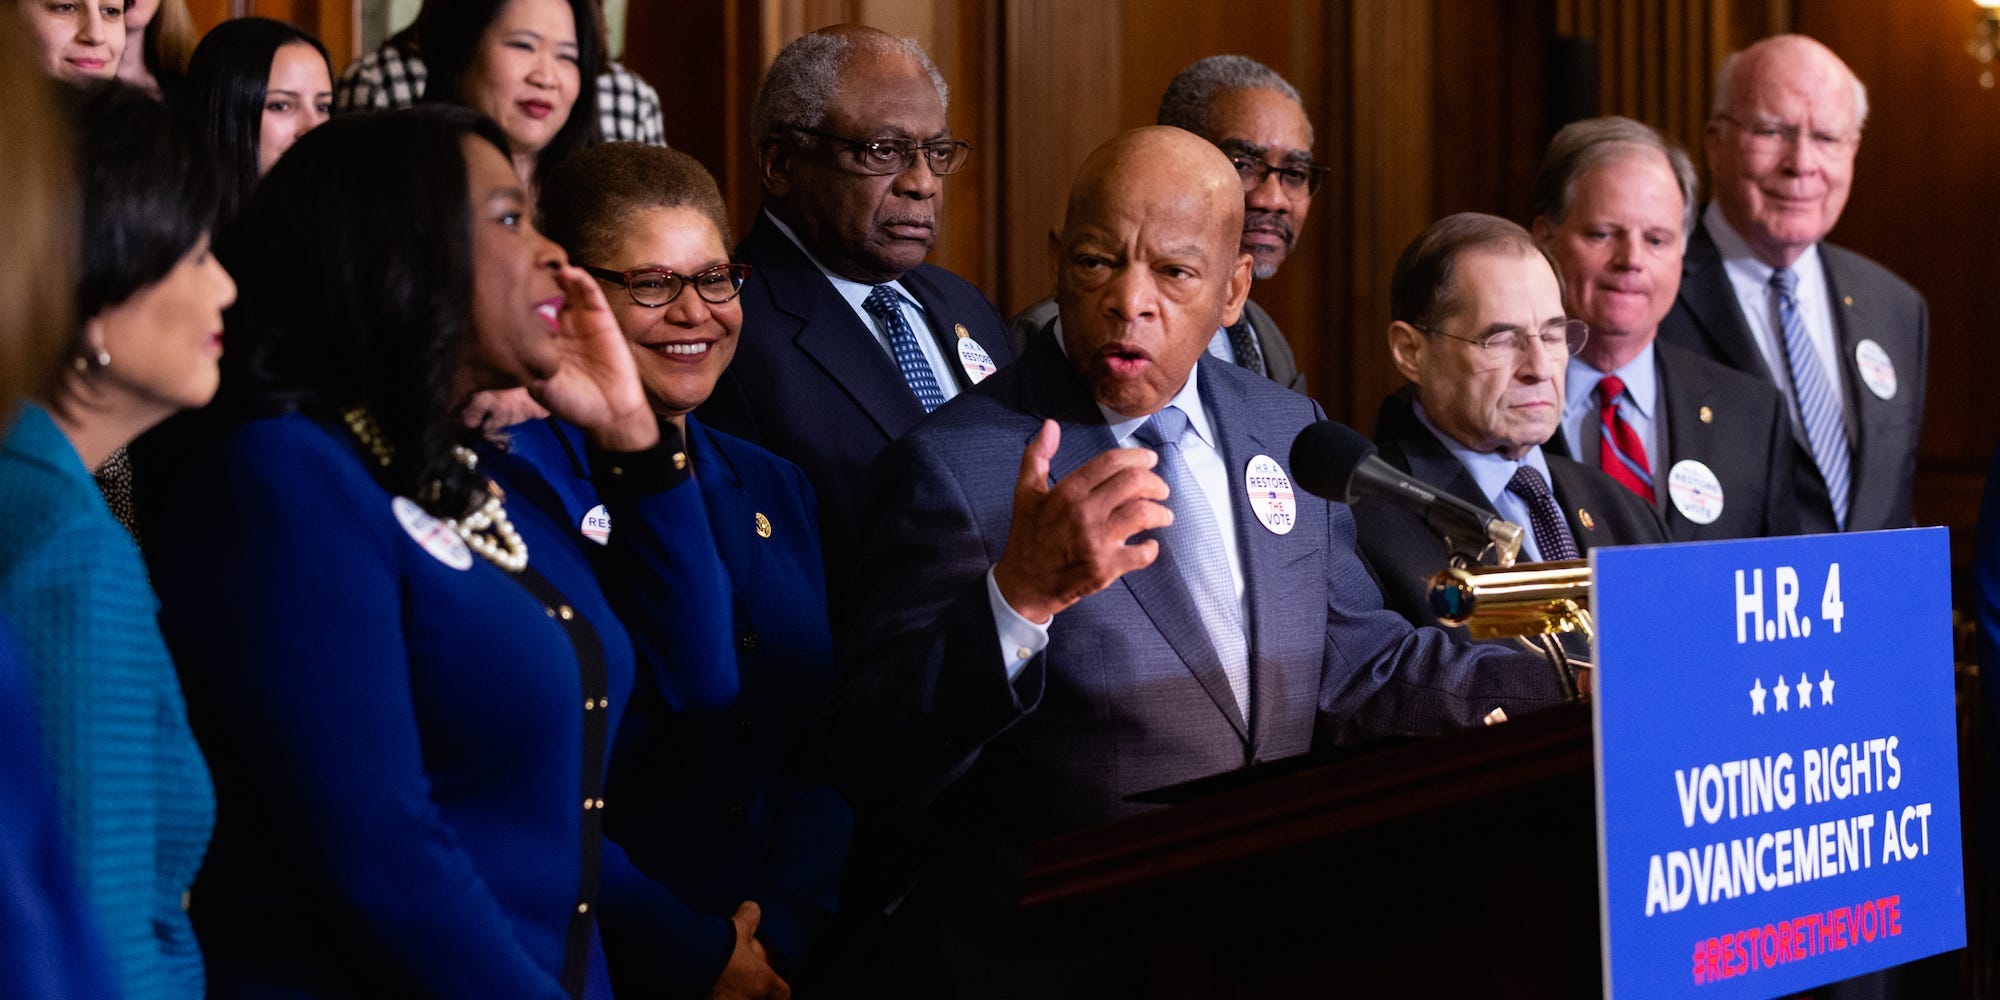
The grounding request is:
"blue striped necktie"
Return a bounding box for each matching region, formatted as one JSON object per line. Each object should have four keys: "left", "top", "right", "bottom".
{"left": 1770, "top": 267, "right": 1850, "bottom": 529}
{"left": 1134, "top": 406, "right": 1249, "bottom": 717}
{"left": 863, "top": 284, "right": 946, "bottom": 413}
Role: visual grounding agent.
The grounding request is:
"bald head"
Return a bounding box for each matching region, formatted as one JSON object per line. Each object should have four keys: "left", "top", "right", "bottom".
{"left": 1055, "top": 126, "right": 1253, "bottom": 416}
{"left": 1706, "top": 34, "right": 1865, "bottom": 267}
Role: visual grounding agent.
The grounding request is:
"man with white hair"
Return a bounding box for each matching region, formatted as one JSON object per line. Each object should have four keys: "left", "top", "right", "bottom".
{"left": 1659, "top": 34, "right": 1927, "bottom": 535}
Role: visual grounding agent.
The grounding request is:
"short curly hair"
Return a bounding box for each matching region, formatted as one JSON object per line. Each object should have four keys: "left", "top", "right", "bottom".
{"left": 537, "top": 142, "right": 731, "bottom": 266}
{"left": 1156, "top": 55, "right": 1310, "bottom": 145}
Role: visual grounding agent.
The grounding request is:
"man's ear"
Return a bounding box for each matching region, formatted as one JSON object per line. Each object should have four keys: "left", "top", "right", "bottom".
{"left": 1387, "top": 320, "right": 1429, "bottom": 385}
{"left": 1530, "top": 215, "right": 1553, "bottom": 243}
{"left": 1218, "top": 252, "right": 1253, "bottom": 328}
{"left": 758, "top": 137, "right": 792, "bottom": 201}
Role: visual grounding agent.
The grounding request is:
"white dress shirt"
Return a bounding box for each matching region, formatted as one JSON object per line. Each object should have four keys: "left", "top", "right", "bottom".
{"left": 765, "top": 211, "right": 961, "bottom": 403}
{"left": 1704, "top": 202, "right": 1845, "bottom": 435}
{"left": 988, "top": 322, "right": 1245, "bottom": 680}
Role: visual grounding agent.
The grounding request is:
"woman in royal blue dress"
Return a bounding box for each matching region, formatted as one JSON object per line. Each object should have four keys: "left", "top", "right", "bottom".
{"left": 149, "top": 106, "right": 733, "bottom": 999}
{"left": 522, "top": 141, "right": 850, "bottom": 999}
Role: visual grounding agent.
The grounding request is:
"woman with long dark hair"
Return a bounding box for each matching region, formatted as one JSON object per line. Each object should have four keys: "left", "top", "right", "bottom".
{"left": 181, "top": 17, "right": 332, "bottom": 235}
{"left": 418, "top": 0, "right": 602, "bottom": 188}
{"left": 149, "top": 105, "right": 732, "bottom": 998}
{"left": 0, "top": 81, "right": 231, "bottom": 1000}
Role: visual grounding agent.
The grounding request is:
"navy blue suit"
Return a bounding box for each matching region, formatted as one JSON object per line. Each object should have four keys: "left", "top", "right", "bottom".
{"left": 697, "top": 213, "right": 1012, "bottom": 616}
{"left": 826, "top": 334, "right": 1565, "bottom": 997}
{"left": 510, "top": 416, "right": 851, "bottom": 991}
{"left": 152, "top": 414, "right": 734, "bottom": 999}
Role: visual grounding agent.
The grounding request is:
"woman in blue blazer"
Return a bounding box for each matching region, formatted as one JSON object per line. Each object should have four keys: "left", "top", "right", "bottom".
{"left": 517, "top": 142, "right": 851, "bottom": 997}
{"left": 147, "top": 108, "right": 734, "bottom": 999}
{"left": 0, "top": 83, "right": 233, "bottom": 1000}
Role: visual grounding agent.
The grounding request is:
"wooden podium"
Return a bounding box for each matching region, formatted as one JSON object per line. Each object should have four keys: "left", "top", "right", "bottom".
{"left": 1021, "top": 702, "right": 1606, "bottom": 997}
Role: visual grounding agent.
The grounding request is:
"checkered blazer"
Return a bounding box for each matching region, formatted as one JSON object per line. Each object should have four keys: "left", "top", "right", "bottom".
{"left": 334, "top": 43, "right": 666, "bottom": 146}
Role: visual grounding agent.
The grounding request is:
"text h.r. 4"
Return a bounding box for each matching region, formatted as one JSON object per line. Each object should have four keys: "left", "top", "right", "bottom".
{"left": 1736, "top": 564, "right": 1844, "bottom": 644}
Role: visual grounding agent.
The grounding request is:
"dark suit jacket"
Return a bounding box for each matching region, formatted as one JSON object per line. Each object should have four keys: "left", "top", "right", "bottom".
{"left": 1005, "top": 295, "right": 1306, "bottom": 394}
{"left": 1657, "top": 217, "right": 1928, "bottom": 534}
{"left": 697, "top": 212, "right": 1013, "bottom": 615}
{"left": 1553, "top": 341, "right": 1800, "bottom": 542}
{"left": 826, "top": 336, "right": 1564, "bottom": 998}
{"left": 1359, "top": 388, "right": 1668, "bottom": 635}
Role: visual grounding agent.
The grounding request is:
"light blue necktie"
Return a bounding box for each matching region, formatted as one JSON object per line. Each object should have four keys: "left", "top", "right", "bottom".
{"left": 863, "top": 284, "right": 946, "bottom": 413}
{"left": 1134, "top": 406, "right": 1249, "bottom": 717}
{"left": 1771, "top": 267, "right": 1850, "bottom": 529}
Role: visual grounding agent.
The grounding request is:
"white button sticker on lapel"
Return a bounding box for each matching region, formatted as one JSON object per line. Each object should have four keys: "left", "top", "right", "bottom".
{"left": 580, "top": 504, "right": 612, "bottom": 545}
{"left": 956, "top": 336, "right": 997, "bottom": 384}
{"left": 1243, "top": 455, "right": 1296, "bottom": 535}
{"left": 392, "top": 496, "right": 473, "bottom": 570}
{"left": 1854, "top": 339, "right": 1897, "bottom": 400}
{"left": 1666, "top": 459, "right": 1725, "bottom": 525}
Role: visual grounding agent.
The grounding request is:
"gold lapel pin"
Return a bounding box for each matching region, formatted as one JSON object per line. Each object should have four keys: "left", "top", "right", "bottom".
{"left": 954, "top": 323, "right": 970, "bottom": 340}
{"left": 1843, "top": 295, "right": 1854, "bottom": 307}
{"left": 1578, "top": 509, "right": 1596, "bottom": 531}
{"left": 1699, "top": 405, "right": 1713, "bottom": 424}
{"left": 754, "top": 512, "right": 773, "bottom": 539}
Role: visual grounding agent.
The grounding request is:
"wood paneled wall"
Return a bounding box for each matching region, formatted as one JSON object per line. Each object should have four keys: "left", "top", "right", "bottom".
{"left": 187, "top": 0, "right": 358, "bottom": 73}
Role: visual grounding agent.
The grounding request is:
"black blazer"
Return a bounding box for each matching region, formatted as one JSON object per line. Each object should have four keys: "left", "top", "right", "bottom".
{"left": 1657, "top": 216, "right": 1928, "bottom": 533}
{"left": 697, "top": 212, "right": 1013, "bottom": 624}
{"left": 1552, "top": 340, "right": 1800, "bottom": 542}
{"left": 1357, "top": 388, "right": 1669, "bottom": 635}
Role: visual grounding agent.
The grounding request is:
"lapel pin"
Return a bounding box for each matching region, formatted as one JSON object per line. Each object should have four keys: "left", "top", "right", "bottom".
{"left": 953, "top": 323, "right": 970, "bottom": 339}
{"left": 1699, "top": 405, "right": 1713, "bottom": 424}
{"left": 754, "top": 512, "right": 773, "bottom": 539}
{"left": 1578, "top": 509, "right": 1596, "bottom": 531}
{"left": 1843, "top": 295, "right": 1854, "bottom": 307}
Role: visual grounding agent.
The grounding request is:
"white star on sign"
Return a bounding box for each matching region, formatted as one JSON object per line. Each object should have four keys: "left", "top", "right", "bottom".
{"left": 1773, "top": 674, "right": 1792, "bottom": 712}
{"left": 1820, "top": 671, "right": 1835, "bottom": 705}
{"left": 1749, "top": 677, "right": 1767, "bottom": 715}
{"left": 1797, "top": 672, "right": 1812, "bottom": 709}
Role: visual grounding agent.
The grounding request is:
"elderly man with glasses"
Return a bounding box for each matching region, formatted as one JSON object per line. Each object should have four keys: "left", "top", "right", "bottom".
{"left": 697, "top": 25, "right": 1013, "bottom": 623}
{"left": 1659, "top": 34, "right": 1927, "bottom": 536}
{"left": 1357, "top": 213, "right": 1667, "bottom": 635}
{"left": 1009, "top": 54, "right": 1321, "bottom": 393}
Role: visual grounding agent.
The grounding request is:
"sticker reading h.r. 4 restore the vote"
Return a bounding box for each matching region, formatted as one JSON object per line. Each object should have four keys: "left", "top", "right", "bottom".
{"left": 1243, "top": 454, "right": 1296, "bottom": 535}
{"left": 957, "top": 335, "right": 997, "bottom": 384}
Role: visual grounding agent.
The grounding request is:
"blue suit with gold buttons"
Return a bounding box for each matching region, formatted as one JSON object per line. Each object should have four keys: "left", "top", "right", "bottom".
{"left": 510, "top": 415, "right": 851, "bottom": 993}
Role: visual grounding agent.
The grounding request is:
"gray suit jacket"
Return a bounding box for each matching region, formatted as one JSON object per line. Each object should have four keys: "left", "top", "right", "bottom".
{"left": 1657, "top": 218, "right": 1927, "bottom": 534}
{"left": 825, "top": 333, "right": 1561, "bottom": 997}
{"left": 1005, "top": 295, "right": 1306, "bottom": 394}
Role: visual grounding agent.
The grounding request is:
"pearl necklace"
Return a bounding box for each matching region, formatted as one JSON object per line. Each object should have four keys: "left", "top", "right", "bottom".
{"left": 342, "top": 408, "right": 530, "bottom": 573}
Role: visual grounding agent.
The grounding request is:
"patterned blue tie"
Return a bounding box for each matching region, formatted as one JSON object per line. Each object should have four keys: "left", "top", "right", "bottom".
{"left": 1134, "top": 406, "right": 1249, "bottom": 717}
{"left": 1770, "top": 268, "right": 1850, "bottom": 529}
{"left": 863, "top": 284, "right": 946, "bottom": 413}
{"left": 1506, "top": 465, "right": 1579, "bottom": 562}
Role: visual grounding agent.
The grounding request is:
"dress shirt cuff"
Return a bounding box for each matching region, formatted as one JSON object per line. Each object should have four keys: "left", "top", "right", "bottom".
{"left": 986, "top": 567, "right": 1050, "bottom": 683}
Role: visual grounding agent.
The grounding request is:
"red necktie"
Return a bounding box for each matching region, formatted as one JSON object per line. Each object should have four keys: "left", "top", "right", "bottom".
{"left": 1596, "top": 375, "right": 1652, "bottom": 500}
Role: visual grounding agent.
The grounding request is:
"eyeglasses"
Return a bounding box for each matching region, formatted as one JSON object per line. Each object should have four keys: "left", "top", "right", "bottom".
{"left": 1715, "top": 114, "right": 1859, "bottom": 157}
{"left": 1226, "top": 153, "right": 1330, "bottom": 197}
{"left": 580, "top": 262, "right": 752, "bottom": 308}
{"left": 1416, "top": 319, "right": 1589, "bottom": 358}
{"left": 791, "top": 128, "right": 973, "bottom": 176}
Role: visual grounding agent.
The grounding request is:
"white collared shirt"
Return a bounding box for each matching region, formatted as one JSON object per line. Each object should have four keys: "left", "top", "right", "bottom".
{"left": 988, "top": 323, "right": 1244, "bottom": 680}
{"left": 1562, "top": 341, "right": 1661, "bottom": 475}
{"left": 1705, "top": 202, "right": 1844, "bottom": 433}
{"left": 1413, "top": 401, "right": 1562, "bottom": 563}
{"left": 765, "top": 210, "right": 961, "bottom": 404}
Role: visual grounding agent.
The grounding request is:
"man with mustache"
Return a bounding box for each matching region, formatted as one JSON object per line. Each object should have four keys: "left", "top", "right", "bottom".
{"left": 698, "top": 25, "right": 1013, "bottom": 611}
{"left": 1533, "top": 116, "right": 1798, "bottom": 542}
{"left": 1008, "top": 54, "right": 1314, "bottom": 393}
{"left": 829, "top": 129, "right": 1563, "bottom": 997}
{"left": 1658, "top": 34, "right": 1927, "bottom": 535}
{"left": 1357, "top": 213, "right": 1665, "bottom": 634}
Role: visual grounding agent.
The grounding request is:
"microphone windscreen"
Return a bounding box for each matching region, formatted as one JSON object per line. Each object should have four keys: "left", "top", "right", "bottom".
{"left": 1289, "top": 420, "right": 1377, "bottom": 502}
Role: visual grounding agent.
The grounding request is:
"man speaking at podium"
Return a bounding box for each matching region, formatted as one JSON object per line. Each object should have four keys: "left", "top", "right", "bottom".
{"left": 826, "top": 128, "right": 1565, "bottom": 998}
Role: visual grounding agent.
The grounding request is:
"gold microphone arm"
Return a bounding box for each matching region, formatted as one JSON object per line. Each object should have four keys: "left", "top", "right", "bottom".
{"left": 1428, "top": 560, "right": 1593, "bottom": 640}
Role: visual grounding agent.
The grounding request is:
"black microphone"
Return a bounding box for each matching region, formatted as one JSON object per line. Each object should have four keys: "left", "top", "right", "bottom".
{"left": 1289, "top": 420, "right": 1523, "bottom": 563}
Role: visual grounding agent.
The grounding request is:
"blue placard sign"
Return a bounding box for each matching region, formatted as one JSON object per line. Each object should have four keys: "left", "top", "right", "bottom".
{"left": 1593, "top": 528, "right": 1963, "bottom": 998}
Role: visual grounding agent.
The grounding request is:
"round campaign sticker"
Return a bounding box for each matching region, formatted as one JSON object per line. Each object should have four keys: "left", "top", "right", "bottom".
{"left": 579, "top": 504, "right": 612, "bottom": 545}
{"left": 957, "top": 336, "right": 998, "bottom": 384}
{"left": 1854, "top": 339, "right": 1897, "bottom": 400}
{"left": 1243, "top": 454, "right": 1297, "bottom": 535}
{"left": 1666, "top": 460, "right": 1725, "bottom": 525}
{"left": 392, "top": 496, "right": 473, "bottom": 570}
